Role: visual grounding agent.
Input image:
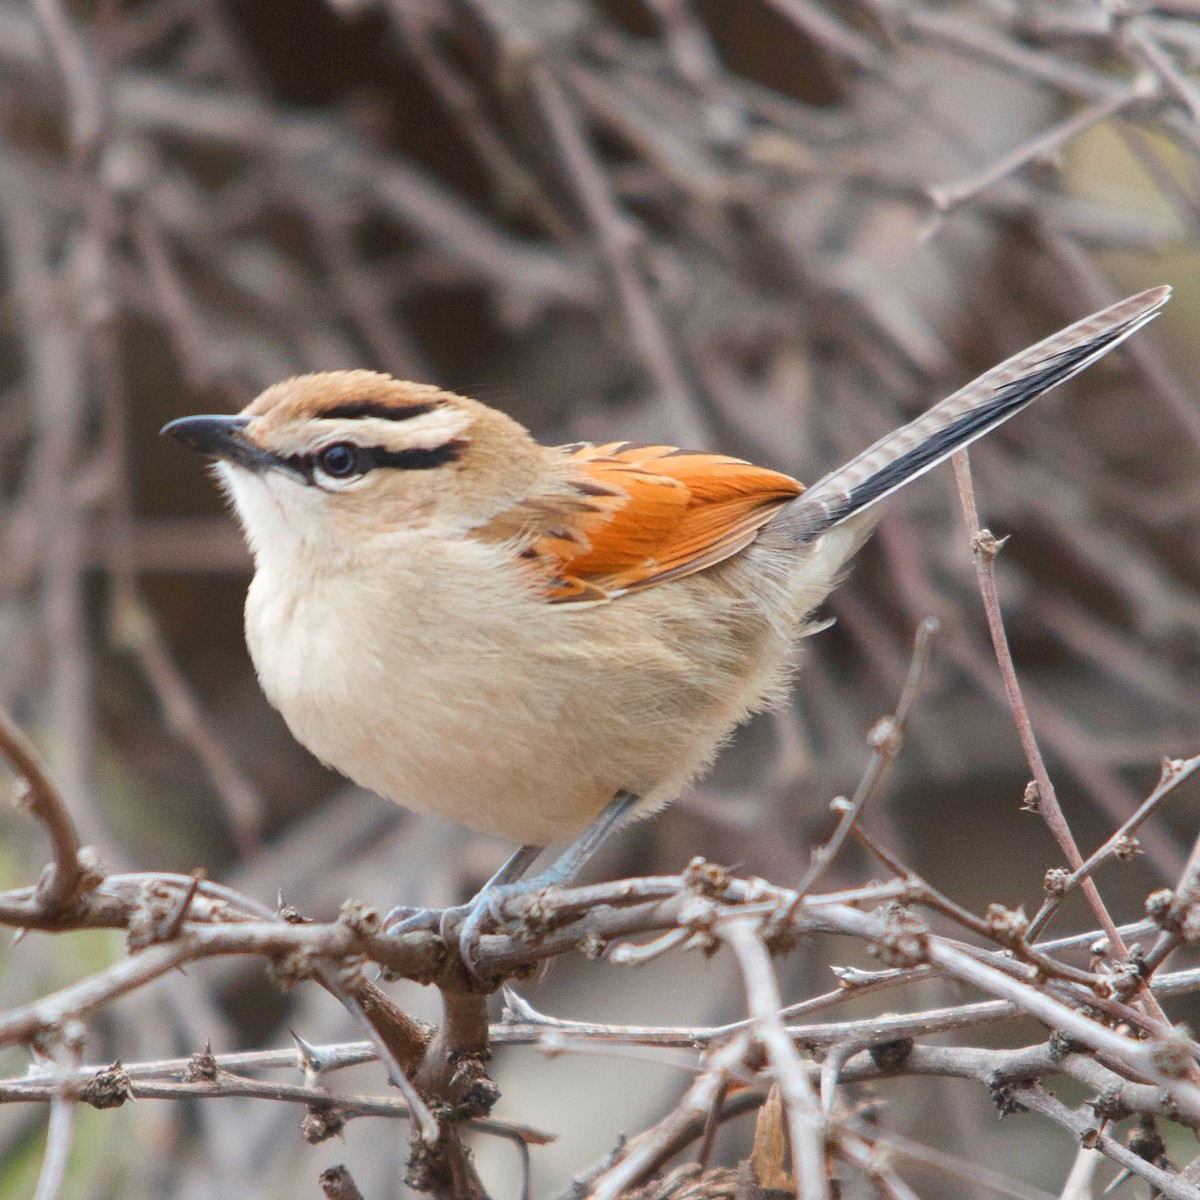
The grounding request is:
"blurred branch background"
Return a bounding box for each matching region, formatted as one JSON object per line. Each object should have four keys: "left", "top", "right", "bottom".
{"left": 0, "top": 0, "right": 1198, "bottom": 1195}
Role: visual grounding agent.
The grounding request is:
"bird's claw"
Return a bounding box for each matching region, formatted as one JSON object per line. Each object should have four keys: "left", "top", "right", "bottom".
{"left": 383, "top": 902, "right": 465, "bottom": 937}
{"left": 385, "top": 871, "right": 556, "bottom": 984}
{"left": 455, "top": 885, "right": 518, "bottom": 983}
{"left": 383, "top": 893, "right": 512, "bottom": 984}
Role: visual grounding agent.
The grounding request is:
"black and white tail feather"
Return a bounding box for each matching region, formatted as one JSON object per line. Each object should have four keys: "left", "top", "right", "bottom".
{"left": 781, "top": 286, "right": 1170, "bottom": 543}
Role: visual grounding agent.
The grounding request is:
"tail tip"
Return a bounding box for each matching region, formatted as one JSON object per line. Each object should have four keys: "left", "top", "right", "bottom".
{"left": 1132, "top": 283, "right": 1172, "bottom": 315}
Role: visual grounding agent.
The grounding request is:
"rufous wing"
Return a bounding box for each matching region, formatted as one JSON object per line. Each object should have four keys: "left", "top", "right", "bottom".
{"left": 497, "top": 442, "right": 804, "bottom": 604}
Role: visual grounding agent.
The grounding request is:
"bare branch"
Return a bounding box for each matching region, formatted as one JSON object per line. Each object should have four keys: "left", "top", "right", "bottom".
{"left": 1028, "top": 753, "right": 1200, "bottom": 939}
{"left": 724, "top": 919, "right": 829, "bottom": 1200}
{"left": 786, "top": 616, "right": 939, "bottom": 914}
{"left": 0, "top": 706, "right": 86, "bottom": 917}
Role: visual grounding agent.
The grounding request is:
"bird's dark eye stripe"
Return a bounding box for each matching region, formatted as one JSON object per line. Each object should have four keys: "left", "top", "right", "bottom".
{"left": 281, "top": 439, "right": 465, "bottom": 482}
{"left": 372, "top": 441, "right": 465, "bottom": 471}
{"left": 322, "top": 400, "right": 440, "bottom": 421}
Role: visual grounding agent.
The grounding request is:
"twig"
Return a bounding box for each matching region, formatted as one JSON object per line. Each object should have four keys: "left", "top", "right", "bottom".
{"left": 1017, "top": 1086, "right": 1194, "bottom": 1200}
{"left": 1057, "top": 1146, "right": 1103, "bottom": 1200}
{"left": 0, "top": 706, "right": 85, "bottom": 916}
{"left": 319, "top": 1165, "right": 365, "bottom": 1200}
{"left": 786, "top": 616, "right": 939, "bottom": 916}
{"left": 841, "top": 1119, "right": 1055, "bottom": 1200}
{"left": 951, "top": 454, "right": 1126, "bottom": 947}
{"left": 901, "top": 8, "right": 1125, "bottom": 103}
{"left": 311, "top": 970, "right": 439, "bottom": 1146}
{"left": 501, "top": 958, "right": 1200, "bottom": 1050}
{"left": 522, "top": 59, "right": 708, "bottom": 445}
{"left": 388, "top": 9, "right": 575, "bottom": 241}
{"left": 847, "top": 824, "right": 1106, "bottom": 990}
{"left": 0, "top": 186, "right": 107, "bottom": 855}
{"left": 31, "top": 1034, "right": 83, "bottom": 1200}
{"left": 929, "top": 85, "right": 1150, "bottom": 212}
{"left": 32, "top": 0, "right": 106, "bottom": 161}
{"left": 110, "top": 595, "right": 266, "bottom": 859}
{"left": 127, "top": 205, "right": 223, "bottom": 391}
{"left": 873, "top": 511, "right": 1187, "bottom": 879}
{"left": 764, "top": 0, "right": 885, "bottom": 70}
{"left": 1123, "top": 24, "right": 1200, "bottom": 122}
{"left": 836, "top": 1129, "right": 922, "bottom": 1200}
{"left": 5, "top": 956, "right": 1200, "bottom": 1090}
{"left": 585, "top": 1032, "right": 755, "bottom": 1200}
{"left": 32, "top": 1088, "right": 76, "bottom": 1200}
{"left": 951, "top": 452, "right": 1191, "bottom": 1049}
{"left": 1027, "top": 753, "right": 1200, "bottom": 940}
{"left": 724, "top": 920, "right": 829, "bottom": 1200}
{"left": 1035, "top": 227, "right": 1200, "bottom": 450}
{"left": 919, "top": 935, "right": 1200, "bottom": 1117}
{"left": 696, "top": 1077, "right": 726, "bottom": 1169}
{"left": 0, "top": 1067, "right": 549, "bottom": 1141}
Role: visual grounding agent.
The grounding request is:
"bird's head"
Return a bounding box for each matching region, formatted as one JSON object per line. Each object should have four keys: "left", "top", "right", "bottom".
{"left": 162, "top": 370, "right": 544, "bottom": 569}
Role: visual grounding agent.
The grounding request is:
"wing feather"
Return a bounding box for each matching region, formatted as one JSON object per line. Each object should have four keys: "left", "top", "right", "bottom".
{"left": 482, "top": 441, "right": 803, "bottom": 604}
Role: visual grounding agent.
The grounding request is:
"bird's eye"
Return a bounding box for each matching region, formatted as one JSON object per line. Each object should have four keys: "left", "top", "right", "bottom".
{"left": 318, "top": 443, "right": 363, "bottom": 479}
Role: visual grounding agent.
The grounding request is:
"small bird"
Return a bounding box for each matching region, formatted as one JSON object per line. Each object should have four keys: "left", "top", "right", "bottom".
{"left": 164, "top": 286, "right": 1167, "bottom": 964}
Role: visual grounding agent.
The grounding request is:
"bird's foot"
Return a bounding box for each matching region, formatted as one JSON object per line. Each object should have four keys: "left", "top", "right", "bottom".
{"left": 382, "top": 844, "right": 545, "bottom": 981}
{"left": 382, "top": 886, "right": 541, "bottom": 984}
{"left": 383, "top": 794, "right": 639, "bottom": 983}
{"left": 382, "top": 903, "right": 465, "bottom": 937}
{"left": 454, "top": 873, "right": 559, "bottom": 984}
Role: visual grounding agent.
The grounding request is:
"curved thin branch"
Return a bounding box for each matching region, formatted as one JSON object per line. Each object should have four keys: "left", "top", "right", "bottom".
{"left": 0, "top": 705, "right": 84, "bottom": 916}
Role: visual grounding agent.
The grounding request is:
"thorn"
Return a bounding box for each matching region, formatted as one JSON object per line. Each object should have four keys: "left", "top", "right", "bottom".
{"left": 1020, "top": 781, "right": 1041, "bottom": 813}
{"left": 501, "top": 986, "right": 530, "bottom": 1021}
{"left": 972, "top": 528, "right": 1009, "bottom": 560}
{"left": 289, "top": 1028, "right": 323, "bottom": 1075}
{"left": 10, "top": 927, "right": 27, "bottom": 947}
{"left": 183, "top": 1041, "right": 218, "bottom": 1083}
{"left": 1159, "top": 755, "right": 1185, "bottom": 784}
{"left": 1104, "top": 1168, "right": 1133, "bottom": 1194}
{"left": 160, "top": 869, "right": 204, "bottom": 942}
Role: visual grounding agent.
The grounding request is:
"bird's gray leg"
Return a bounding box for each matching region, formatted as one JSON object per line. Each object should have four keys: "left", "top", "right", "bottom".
{"left": 384, "top": 843, "right": 543, "bottom": 936}
{"left": 455, "top": 790, "right": 640, "bottom": 980}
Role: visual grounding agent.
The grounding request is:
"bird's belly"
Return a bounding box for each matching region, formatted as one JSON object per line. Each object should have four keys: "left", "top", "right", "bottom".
{"left": 242, "top": 540, "right": 820, "bottom": 845}
{"left": 242, "top": 565, "right": 674, "bottom": 842}
{"left": 287, "top": 658, "right": 630, "bottom": 843}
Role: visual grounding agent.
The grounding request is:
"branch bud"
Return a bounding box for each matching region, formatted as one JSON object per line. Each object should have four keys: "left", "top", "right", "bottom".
{"left": 1043, "top": 868, "right": 1070, "bottom": 897}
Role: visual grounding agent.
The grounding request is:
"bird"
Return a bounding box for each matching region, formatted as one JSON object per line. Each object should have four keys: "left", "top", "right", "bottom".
{"left": 163, "top": 285, "right": 1168, "bottom": 973}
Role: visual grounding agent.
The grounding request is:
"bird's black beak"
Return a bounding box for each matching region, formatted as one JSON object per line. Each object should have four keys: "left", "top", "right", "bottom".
{"left": 161, "top": 415, "right": 276, "bottom": 472}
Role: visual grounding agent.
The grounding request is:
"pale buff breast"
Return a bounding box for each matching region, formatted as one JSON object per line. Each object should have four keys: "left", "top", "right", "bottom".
{"left": 243, "top": 523, "right": 865, "bottom": 843}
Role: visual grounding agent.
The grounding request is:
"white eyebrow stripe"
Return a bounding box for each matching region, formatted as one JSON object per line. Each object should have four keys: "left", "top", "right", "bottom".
{"left": 315, "top": 408, "right": 472, "bottom": 451}
{"left": 266, "top": 407, "right": 473, "bottom": 456}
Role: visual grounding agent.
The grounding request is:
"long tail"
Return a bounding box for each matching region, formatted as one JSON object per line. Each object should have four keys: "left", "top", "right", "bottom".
{"left": 778, "top": 285, "right": 1170, "bottom": 544}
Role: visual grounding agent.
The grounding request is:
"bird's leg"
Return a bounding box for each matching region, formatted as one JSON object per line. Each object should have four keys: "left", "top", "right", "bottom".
{"left": 384, "top": 843, "right": 544, "bottom": 936}
{"left": 455, "top": 790, "right": 639, "bottom": 981}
